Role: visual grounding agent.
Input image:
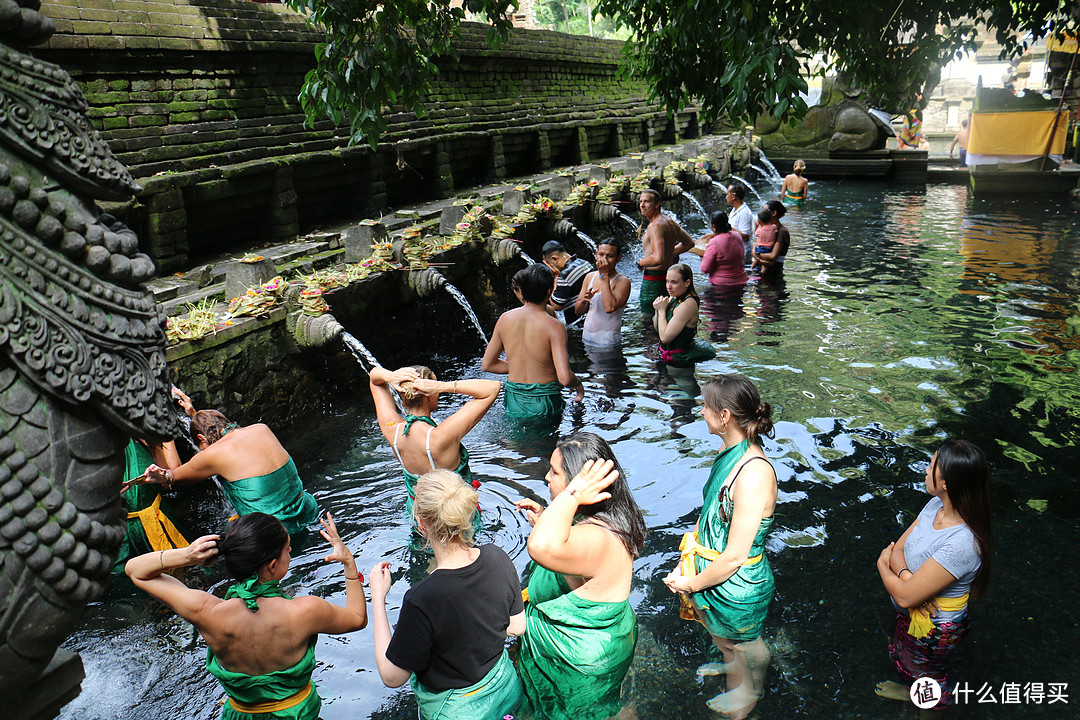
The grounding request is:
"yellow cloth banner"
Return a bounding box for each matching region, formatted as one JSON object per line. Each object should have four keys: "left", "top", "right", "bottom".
{"left": 228, "top": 681, "right": 313, "bottom": 714}
{"left": 969, "top": 111, "right": 1066, "bottom": 156}
{"left": 127, "top": 494, "right": 189, "bottom": 552}
{"left": 908, "top": 593, "right": 970, "bottom": 639}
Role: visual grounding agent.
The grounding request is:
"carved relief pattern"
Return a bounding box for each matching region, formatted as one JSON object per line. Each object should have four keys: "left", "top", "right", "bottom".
{"left": 0, "top": 3, "right": 178, "bottom": 692}
{"left": 0, "top": 44, "right": 139, "bottom": 201}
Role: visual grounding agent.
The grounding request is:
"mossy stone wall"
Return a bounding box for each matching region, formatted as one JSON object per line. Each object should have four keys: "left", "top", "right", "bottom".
{"left": 38, "top": 0, "right": 701, "bottom": 271}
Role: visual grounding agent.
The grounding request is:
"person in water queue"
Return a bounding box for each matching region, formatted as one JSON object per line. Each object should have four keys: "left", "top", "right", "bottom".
{"left": 542, "top": 240, "right": 594, "bottom": 325}
{"left": 752, "top": 200, "right": 790, "bottom": 275}
{"left": 653, "top": 263, "right": 716, "bottom": 367}
{"left": 779, "top": 159, "right": 809, "bottom": 206}
{"left": 369, "top": 470, "right": 525, "bottom": 720}
{"left": 694, "top": 211, "right": 749, "bottom": 288}
{"left": 145, "top": 409, "right": 318, "bottom": 535}
{"left": 637, "top": 188, "right": 694, "bottom": 317}
{"left": 575, "top": 238, "right": 631, "bottom": 348}
{"left": 664, "top": 374, "right": 778, "bottom": 719}
{"left": 514, "top": 432, "right": 647, "bottom": 720}
{"left": 725, "top": 183, "right": 754, "bottom": 259}
{"left": 749, "top": 207, "right": 777, "bottom": 273}
{"left": 126, "top": 512, "right": 368, "bottom": 720}
{"left": 950, "top": 117, "right": 969, "bottom": 166}
{"left": 368, "top": 365, "right": 499, "bottom": 537}
{"left": 482, "top": 263, "right": 584, "bottom": 421}
{"left": 874, "top": 439, "right": 994, "bottom": 711}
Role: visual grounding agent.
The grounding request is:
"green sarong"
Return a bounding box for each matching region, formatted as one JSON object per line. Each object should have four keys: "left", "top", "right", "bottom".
{"left": 223, "top": 457, "right": 318, "bottom": 535}
{"left": 690, "top": 439, "right": 774, "bottom": 642}
{"left": 412, "top": 648, "right": 522, "bottom": 720}
{"left": 659, "top": 295, "right": 716, "bottom": 368}
{"left": 518, "top": 563, "right": 636, "bottom": 720}
{"left": 639, "top": 276, "right": 666, "bottom": 317}
{"left": 114, "top": 440, "right": 189, "bottom": 569}
{"left": 505, "top": 381, "right": 564, "bottom": 420}
{"left": 207, "top": 577, "right": 321, "bottom": 719}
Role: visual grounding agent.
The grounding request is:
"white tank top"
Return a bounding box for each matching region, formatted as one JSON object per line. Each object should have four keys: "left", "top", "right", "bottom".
{"left": 582, "top": 272, "right": 624, "bottom": 347}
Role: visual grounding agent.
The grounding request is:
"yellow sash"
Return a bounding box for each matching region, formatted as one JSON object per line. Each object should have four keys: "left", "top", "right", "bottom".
{"left": 677, "top": 532, "right": 762, "bottom": 622}
{"left": 126, "top": 493, "right": 189, "bottom": 552}
{"left": 228, "top": 681, "right": 313, "bottom": 714}
{"left": 908, "top": 593, "right": 969, "bottom": 639}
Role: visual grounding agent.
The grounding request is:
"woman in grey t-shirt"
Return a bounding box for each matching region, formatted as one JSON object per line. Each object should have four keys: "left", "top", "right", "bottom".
{"left": 874, "top": 439, "right": 994, "bottom": 709}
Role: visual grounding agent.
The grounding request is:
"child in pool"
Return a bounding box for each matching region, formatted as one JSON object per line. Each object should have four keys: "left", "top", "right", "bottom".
{"left": 750, "top": 208, "right": 776, "bottom": 272}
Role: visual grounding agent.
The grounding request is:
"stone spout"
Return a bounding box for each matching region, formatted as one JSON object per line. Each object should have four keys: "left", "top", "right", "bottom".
{"left": 292, "top": 312, "right": 344, "bottom": 349}
{"left": 592, "top": 203, "right": 619, "bottom": 225}
{"left": 409, "top": 266, "right": 447, "bottom": 298}
{"left": 551, "top": 218, "right": 577, "bottom": 240}
{"left": 490, "top": 236, "right": 525, "bottom": 265}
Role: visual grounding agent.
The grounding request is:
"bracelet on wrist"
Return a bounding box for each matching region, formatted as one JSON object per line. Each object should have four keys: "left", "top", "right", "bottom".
{"left": 344, "top": 570, "right": 365, "bottom": 583}
{"left": 898, "top": 567, "right": 910, "bottom": 577}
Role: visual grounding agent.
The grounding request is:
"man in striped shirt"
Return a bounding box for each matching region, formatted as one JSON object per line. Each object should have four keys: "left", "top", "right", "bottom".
{"left": 542, "top": 240, "right": 594, "bottom": 325}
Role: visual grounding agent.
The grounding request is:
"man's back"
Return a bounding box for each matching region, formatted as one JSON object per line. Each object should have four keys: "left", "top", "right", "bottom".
{"left": 497, "top": 305, "right": 561, "bottom": 384}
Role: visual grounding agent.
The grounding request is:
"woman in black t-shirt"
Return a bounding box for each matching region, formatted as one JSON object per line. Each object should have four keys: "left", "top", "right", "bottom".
{"left": 370, "top": 469, "right": 525, "bottom": 719}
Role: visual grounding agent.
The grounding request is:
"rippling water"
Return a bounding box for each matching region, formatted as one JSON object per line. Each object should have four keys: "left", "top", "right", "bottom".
{"left": 62, "top": 182, "right": 1080, "bottom": 719}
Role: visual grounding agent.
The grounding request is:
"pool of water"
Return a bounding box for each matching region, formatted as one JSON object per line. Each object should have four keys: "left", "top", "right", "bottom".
{"left": 62, "top": 181, "right": 1080, "bottom": 719}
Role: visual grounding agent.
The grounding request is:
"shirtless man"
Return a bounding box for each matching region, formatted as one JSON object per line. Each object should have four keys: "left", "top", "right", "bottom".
{"left": 482, "top": 263, "right": 584, "bottom": 421}
{"left": 636, "top": 188, "right": 693, "bottom": 317}
{"left": 950, "top": 117, "right": 969, "bottom": 166}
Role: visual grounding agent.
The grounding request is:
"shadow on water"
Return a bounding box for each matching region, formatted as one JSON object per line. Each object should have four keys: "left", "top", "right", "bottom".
{"left": 63, "top": 182, "right": 1080, "bottom": 719}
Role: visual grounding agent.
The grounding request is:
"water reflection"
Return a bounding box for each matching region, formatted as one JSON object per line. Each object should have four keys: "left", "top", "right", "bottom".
{"left": 62, "top": 182, "right": 1080, "bottom": 720}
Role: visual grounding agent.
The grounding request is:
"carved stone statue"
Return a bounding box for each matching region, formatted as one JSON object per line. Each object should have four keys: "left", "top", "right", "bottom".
{"left": 0, "top": 0, "right": 177, "bottom": 694}
{"left": 755, "top": 76, "right": 894, "bottom": 154}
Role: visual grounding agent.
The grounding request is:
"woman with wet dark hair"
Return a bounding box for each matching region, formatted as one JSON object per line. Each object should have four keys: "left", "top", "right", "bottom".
{"left": 144, "top": 410, "right": 318, "bottom": 534}
{"left": 125, "top": 512, "right": 367, "bottom": 719}
{"left": 664, "top": 373, "right": 778, "bottom": 717}
{"left": 753, "top": 200, "right": 790, "bottom": 273}
{"left": 514, "top": 432, "right": 646, "bottom": 720}
{"left": 874, "top": 439, "right": 994, "bottom": 710}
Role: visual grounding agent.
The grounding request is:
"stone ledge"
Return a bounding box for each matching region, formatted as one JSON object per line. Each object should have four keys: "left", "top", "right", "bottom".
{"left": 165, "top": 306, "right": 287, "bottom": 362}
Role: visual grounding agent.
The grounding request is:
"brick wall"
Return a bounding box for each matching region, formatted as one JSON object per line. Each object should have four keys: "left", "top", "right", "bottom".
{"left": 38, "top": 0, "right": 700, "bottom": 270}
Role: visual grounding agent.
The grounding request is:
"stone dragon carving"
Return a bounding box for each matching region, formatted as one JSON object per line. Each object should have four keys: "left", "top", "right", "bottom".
{"left": 0, "top": 0, "right": 177, "bottom": 693}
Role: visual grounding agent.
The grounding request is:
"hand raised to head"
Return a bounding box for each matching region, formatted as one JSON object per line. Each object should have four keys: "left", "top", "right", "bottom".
{"left": 564, "top": 458, "right": 619, "bottom": 505}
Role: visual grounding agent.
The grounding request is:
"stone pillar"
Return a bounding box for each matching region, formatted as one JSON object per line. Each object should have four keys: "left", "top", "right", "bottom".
{"left": 576, "top": 127, "right": 591, "bottom": 164}
{"left": 142, "top": 182, "right": 188, "bottom": 271}
{"left": 491, "top": 135, "right": 506, "bottom": 179}
{"left": 434, "top": 141, "right": 454, "bottom": 198}
{"left": 344, "top": 222, "right": 387, "bottom": 263}
{"left": 268, "top": 166, "right": 299, "bottom": 242}
{"left": 440, "top": 205, "right": 468, "bottom": 234}
{"left": 537, "top": 130, "right": 552, "bottom": 171}
{"left": 224, "top": 257, "right": 276, "bottom": 302}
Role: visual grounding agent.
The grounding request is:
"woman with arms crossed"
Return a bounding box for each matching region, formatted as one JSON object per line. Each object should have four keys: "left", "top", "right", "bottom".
{"left": 515, "top": 432, "right": 647, "bottom": 720}
{"left": 875, "top": 439, "right": 993, "bottom": 712}
{"left": 369, "top": 470, "right": 525, "bottom": 719}
{"left": 126, "top": 512, "right": 368, "bottom": 719}
{"left": 664, "top": 374, "right": 777, "bottom": 719}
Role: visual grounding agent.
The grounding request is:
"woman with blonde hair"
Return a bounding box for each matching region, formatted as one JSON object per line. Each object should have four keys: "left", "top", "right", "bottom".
{"left": 664, "top": 374, "right": 778, "bottom": 718}
{"left": 369, "top": 469, "right": 525, "bottom": 719}
{"left": 780, "top": 159, "right": 809, "bottom": 206}
{"left": 369, "top": 366, "right": 500, "bottom": 535}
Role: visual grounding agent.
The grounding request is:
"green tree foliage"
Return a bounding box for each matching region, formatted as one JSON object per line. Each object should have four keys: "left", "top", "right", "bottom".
{"left": 594, "top": 0, "right": 1078, "bottom": 123}
{"left": 285, "top": 0, "right": 1077, "bottom": 146}
{"left": 284, "top": 0, "right": 516, "bottom": 147}
{"left": 534, "top": 0, "right": 629, "bottom": 39}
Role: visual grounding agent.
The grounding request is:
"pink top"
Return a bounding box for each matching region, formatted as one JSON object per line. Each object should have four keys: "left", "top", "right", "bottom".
{"left": 754, "top": 223, "right": 777, "bottom": 249}
{"left": 700, "top": 231, "right": 749, "bottom": 286}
